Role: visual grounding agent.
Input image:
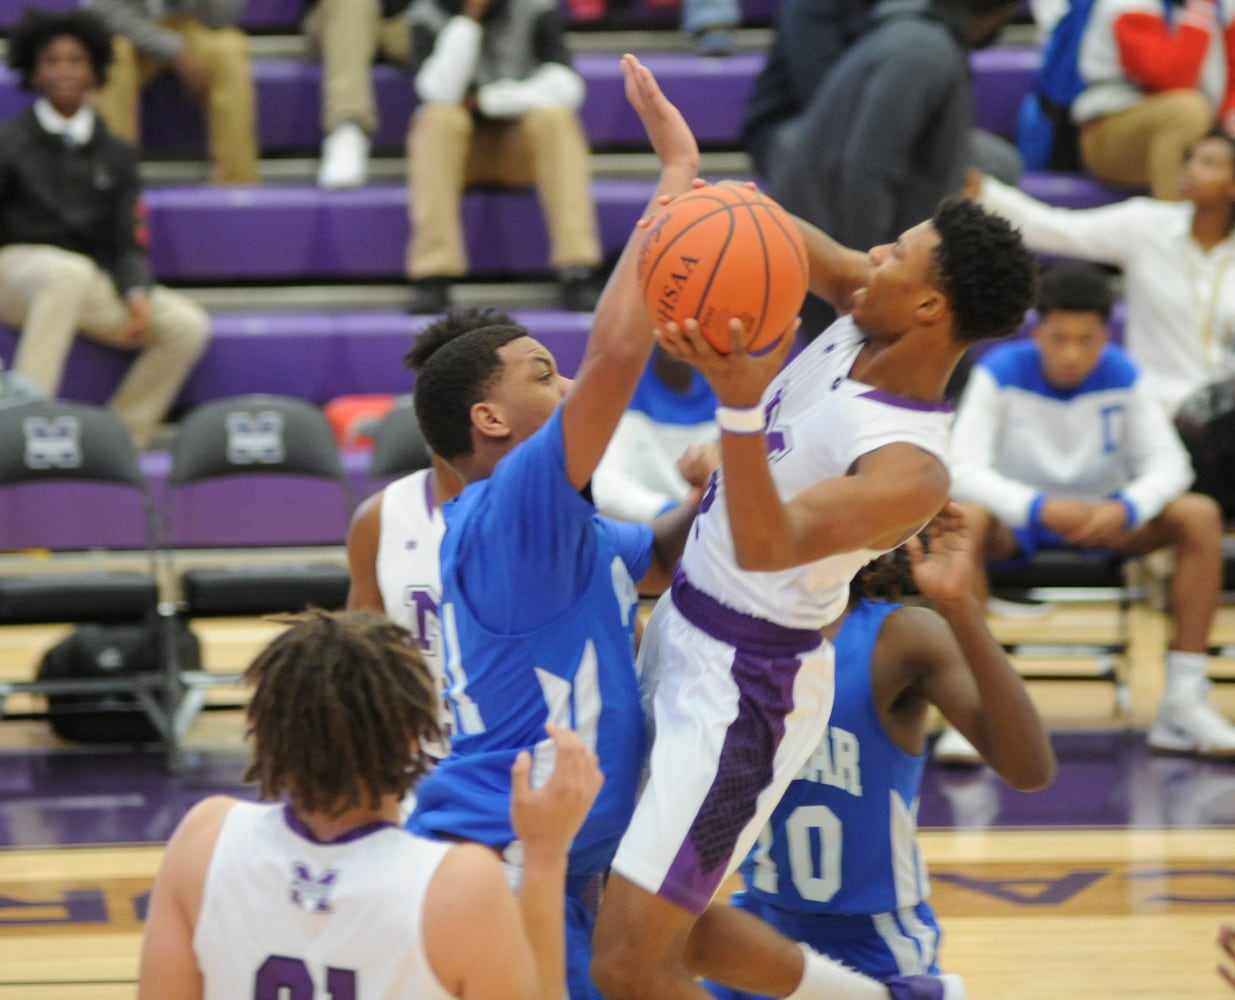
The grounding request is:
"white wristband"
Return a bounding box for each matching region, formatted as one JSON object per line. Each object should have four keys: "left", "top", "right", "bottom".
{"left": 715, "top": 404, "right": 766, "bottom": 434}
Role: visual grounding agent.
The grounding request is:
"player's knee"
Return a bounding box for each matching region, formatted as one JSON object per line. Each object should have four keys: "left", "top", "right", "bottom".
{"left": 591, "top": 933, "right": 661, "bottom": 999}
{"left": 1171, "top": 492, "right": 1224, "bottom": 543}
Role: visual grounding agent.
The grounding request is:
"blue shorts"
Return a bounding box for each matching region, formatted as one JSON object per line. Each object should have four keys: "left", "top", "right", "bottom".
{"left": 702, "top": 893, "right": 944, "bottom": 998}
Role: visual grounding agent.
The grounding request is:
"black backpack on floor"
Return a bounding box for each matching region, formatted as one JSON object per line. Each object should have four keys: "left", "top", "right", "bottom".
{"left": 36, "top": 616, "right": 201, "bottom": 743}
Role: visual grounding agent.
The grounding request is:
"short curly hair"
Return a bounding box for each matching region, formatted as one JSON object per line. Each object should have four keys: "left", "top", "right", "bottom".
{"left": 930, "top": 197, "right": 1038, "bottom": 345}
{"left": 412, "top": 324, "right": 531, "bottom": 461}
{"left": 404, "top": 305, "right": 519, "bottom": 372}
{"left": 8, "top": 9, "right": 114, "bottom": 91}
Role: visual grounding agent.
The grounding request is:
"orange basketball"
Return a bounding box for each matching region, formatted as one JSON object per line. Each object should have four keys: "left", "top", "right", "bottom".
{"left": 637, "top": 184, "right": 809, "bottom": 354}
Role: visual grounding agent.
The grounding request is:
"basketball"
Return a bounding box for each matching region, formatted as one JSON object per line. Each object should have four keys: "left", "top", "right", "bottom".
{"left": 637, "top": 183, "right": 809, "bottom": 354}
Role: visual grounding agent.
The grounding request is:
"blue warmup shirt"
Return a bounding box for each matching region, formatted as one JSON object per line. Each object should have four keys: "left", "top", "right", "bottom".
{"left": 408, "top": 408, "right": 653, "bottom": 878}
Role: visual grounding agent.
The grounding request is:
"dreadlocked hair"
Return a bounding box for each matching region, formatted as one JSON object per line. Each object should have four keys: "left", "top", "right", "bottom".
{"left": 243, "top": 609, "right": 442, "bottom": 817}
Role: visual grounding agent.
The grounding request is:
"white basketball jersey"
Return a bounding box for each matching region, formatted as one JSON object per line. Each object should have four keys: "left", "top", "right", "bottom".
{"left": 194, "top": 801, "right": 455, "bottom": 1000}
{"left": 681, "top": 316, "right": 953, "bottom": 630}
{"left": 376, "top": 470, "right": 449, "bottom": 731}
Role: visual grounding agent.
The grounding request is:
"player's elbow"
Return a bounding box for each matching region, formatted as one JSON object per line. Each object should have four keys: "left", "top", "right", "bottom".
{"left": 1003, "top": 747, "right": 1058, "bottom": 792}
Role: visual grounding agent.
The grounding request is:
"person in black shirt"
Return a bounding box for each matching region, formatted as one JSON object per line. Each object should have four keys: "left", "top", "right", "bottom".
{"left": 0, "top": 9, "right": 210, "bottom": 448}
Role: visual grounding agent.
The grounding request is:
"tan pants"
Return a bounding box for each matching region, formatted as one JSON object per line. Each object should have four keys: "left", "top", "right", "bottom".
{"left": 306, "top": 0, "right": 411, "bottom": 134}
{"left": 93, "top": 17, "right": 259, "bottom": 185}
{"left": 406, "top": 104, "right": 602, "bottom": 278}
{"left": 0, "top": 245, "right": 211, "bottom": 448}
{"left": 1080, "top": 89, "right": 1213, "bottom": 200}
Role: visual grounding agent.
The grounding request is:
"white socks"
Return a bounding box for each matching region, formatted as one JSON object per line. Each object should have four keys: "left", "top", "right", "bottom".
{"left": 785, "top": 944, "right": 887, "bottom": 1000}
{"left": 1165, "top": 649, "right": 1210, "bottom": 703}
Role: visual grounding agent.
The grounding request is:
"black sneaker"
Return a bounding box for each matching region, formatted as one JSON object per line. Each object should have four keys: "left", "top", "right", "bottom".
{"left": 559, "top": 266, "right": 602, "bottom": 312}
{"left": 406, "top": 277, "right": 452, "bottom": 316}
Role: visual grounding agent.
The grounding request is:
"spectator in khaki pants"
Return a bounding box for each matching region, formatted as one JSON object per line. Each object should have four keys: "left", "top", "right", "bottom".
{"left": 0, "top": 9, "right": 211, "bottom": 449}
{"left": 86, "top": 0, "right": 258, "bottom": 185}
{"left": 305, "top": 0, "right": 413, "bottom": 190}
{"left": 405, "top": 0, "right": 604, "bottom": 314}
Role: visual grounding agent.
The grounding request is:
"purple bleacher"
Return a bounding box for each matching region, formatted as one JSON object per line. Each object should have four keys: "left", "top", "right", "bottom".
{"left": 137, "top": 169, "right": 1130, "bottom": 283}
{"left": 0, "top": 46, "right": 1040, "bottom": 152}
{"left": 0, "top": 0, "right": 776, "bottom": 35}
{"left": 0, "top": 310, "right": 594, "bottom": 409}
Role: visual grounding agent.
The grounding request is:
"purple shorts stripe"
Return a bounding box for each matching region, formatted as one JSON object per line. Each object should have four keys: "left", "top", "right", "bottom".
{"left": 671, "top": 567, "right": 823, "bottom": 655}
{"left": 660, "top": 642, "right": 808, "bottom": 913}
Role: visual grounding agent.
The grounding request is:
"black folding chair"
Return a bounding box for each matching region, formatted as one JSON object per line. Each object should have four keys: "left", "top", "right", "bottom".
{"left": 0, "top": 400, "right": 180, "bottom": 764}
{"left": 164, "top": 395, "right": 355, "bottom": 737}
{"left": 988, "top": 550, "right": 1145, "bottom": 718}
{"left": 368, "top": 401, "right": 432, "bottom": 481}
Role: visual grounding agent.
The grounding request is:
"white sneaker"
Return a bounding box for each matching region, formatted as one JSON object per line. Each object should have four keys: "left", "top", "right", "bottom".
{"left": 932, "top": 726, "right": 984, "bottom": 767}
{"left": 317, "top": 121, "right": 369, "bottom": 190}
{"left": 1147, "top": 691, "right": 1235, "bottom": 758}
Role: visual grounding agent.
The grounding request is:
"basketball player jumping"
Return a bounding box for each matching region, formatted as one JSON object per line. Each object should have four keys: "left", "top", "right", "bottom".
{"left": 136, "top": 609, "right": 603, "bottom": 1000}
{"left": 590, "top": 181, "right": 1038, "bottom": 997}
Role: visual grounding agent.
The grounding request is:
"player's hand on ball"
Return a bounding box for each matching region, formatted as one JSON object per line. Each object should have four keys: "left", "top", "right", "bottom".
{"left": 656, "top": 317, "right": 798, "bottom": 408}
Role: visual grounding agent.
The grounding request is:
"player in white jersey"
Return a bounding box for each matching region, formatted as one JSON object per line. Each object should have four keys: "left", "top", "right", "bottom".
{"left": 348, "top": 306, "right": 519, "bottom": 736}
{"left": 136, "top": 609, "right": 602, "bottom": 1000}
{"left": 592, "top": 195, "right": 1038, "bottom": 1000}
{"left": 697, "top": 506, "right": 1055, "bottom": 1000}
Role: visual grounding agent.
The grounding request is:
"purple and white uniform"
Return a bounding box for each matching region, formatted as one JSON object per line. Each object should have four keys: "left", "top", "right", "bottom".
{"left": 376, "top": 469, "right": 450, "bottom": 736}
{"left": 611, "top": 316, "right": 953, "bottom": 915}
{"left": 194, "top": 801, "right": 455, "bottom": 1000}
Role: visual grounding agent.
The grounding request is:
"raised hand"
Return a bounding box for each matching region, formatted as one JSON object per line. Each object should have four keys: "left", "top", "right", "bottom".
{"left": 510, "top": 724, "right": 604, "bottom": 860}
{"left": 621, "top": 53, "right": 698, "bottom": 176}
{"left": 904, "top": 502, "right": 972, "bottom": 607}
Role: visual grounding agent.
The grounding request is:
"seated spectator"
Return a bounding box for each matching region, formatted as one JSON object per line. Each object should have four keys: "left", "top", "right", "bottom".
{"left": 767, "top": 0, "right": 1023, "bottom": 338}
{"left": 1073, "top": 0, "right": 1234, "bottom": 200}
{"left": 969, "top": 130, "right": 1235, "bottom": 417}
{"left": 87, "top": 0, "right": 259, "bottom": 185}
{"left": 949, "top": 262, "right": 1235, "bottom": 760}
{"left": 405, "top": 0, "right": 604, "bottom": 314}
{"left": 741, "top": 0, "right": 875, "bottom": 181}
{"left": 306, "top": 0, "right": 412, "bottom": 190}
{"left": 0, "top": 9, "right": 211, "bottom": 449}
{"left": 592, "top": 346, "right": 719, "bottom": 523}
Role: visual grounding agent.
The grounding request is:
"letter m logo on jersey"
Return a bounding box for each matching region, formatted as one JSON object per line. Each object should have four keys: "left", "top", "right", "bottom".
{"left": 225, "top": 410, "right": 286, "bottom": 465}
{"left": 22, "top": 415, "right": 82, "bottom": 470}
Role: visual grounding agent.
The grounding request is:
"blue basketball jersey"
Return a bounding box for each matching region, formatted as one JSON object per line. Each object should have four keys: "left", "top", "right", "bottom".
{"left": 407, "top": 408, "right": 652, "bottom": 879}
{"left": 740, "top": 599, "right": 931, "bottom": 915}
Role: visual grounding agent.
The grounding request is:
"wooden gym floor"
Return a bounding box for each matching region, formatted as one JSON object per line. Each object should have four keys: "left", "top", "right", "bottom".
{"left": 0, "top": 600, "right": 1233, "bottom": 999}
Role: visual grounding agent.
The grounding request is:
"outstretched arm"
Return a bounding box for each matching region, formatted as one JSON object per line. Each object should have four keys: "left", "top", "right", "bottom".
{"left": 906, "top": 505, "right": 1056, "bottom": 791}
{"left": 560, "top": 55, "right": 699, "bottom": 489}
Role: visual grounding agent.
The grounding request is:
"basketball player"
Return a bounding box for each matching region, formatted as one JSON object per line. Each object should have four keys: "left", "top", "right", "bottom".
{"left": 591, "top": 196, "right": 1038, "bottom": 1000}
{"left": 346, "top": 306, "right": 518, "bottom": 737}
{"left": 697, "top": 505, "right": 1055, "bottom": 999}
{"left": 136, "top": 609, "right": 603, "bottom": 1000}
{"left": 1220, "top": 924, "right": 1235, "bottom": 988}
{"left": 403, "top": 54, "right": 704, "bottom": 999}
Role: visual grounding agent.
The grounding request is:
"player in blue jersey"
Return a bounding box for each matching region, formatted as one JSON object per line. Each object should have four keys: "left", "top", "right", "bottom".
{"left": 690, "top": 504, "right": 1055, "bottom": 999}
{"left": 404, "top": 55, "right": 704, "bottom": 999}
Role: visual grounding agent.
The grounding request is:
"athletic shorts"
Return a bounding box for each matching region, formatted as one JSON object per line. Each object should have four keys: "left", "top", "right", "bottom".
{"left": 611, "top": 569, "right": 835, "bottom": 915}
